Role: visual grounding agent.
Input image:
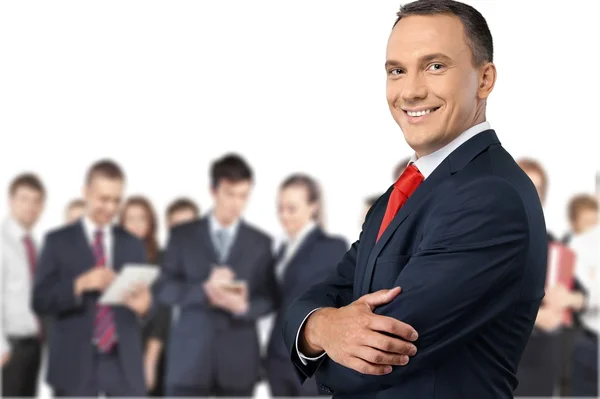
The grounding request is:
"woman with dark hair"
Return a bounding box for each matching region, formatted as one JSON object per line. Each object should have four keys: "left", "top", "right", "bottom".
{"left": 120, "top": 196, "right": 169, "bottom": 397}
{"left": 265, "top": 174, "right": 348, "bottom": 397}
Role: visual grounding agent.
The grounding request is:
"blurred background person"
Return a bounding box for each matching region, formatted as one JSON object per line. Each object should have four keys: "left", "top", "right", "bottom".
{"left": 562, "top": 194, "right": 598, "bottom": 244}
{"left": 32, "top": 160, "right": 152, "bottom": 396}
{"left": 361, "top": 194, "right": 380, "bottom": 225}
{"left": 120, "top": 196, "right": 169, "bottom": 396}
{"left": 166, "top": 197, "right": 200, "bottom": 229}
{"left": 568, "top": 192, "right": 599, "bottom": 397}
{"left": 158, "top": 154, "right": 276, "bottom": 397}
{"left": 64, "top": 198, "right": 85, "bottom": 224}
{"left": 392, "top": 156, "right": 411, "bottom": 181}
{"left": 515, "top": 158, "right": 587, "bottom": 397}
{"left": 556, "top": 193, "right": 597, "bottom": 396}
{"left": 266, "top": 174, "right": 347, "bottom": 397}
{"left": 120, "top": 196, "right": 161, "bottom": 264}
{"left": 1, "top": 173, "right": 46, "bottom": 397}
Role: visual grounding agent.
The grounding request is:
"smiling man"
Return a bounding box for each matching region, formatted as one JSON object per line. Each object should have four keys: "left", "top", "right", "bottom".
{"left": 283, "top": 1, "right": 548, "bottom": 398}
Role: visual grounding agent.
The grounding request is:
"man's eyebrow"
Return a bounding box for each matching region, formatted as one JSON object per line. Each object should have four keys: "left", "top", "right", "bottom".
{"left": 385, "top": 59, "right": 404, "bottom": 70}
{"left": 385, "top": 53, "right": 453, "bottom": 69}
{"left": 420, "top": 52, "right": 453, "bottom": 64}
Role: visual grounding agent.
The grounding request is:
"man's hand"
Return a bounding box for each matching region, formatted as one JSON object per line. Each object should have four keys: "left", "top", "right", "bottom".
{"left": 543, "top": 284, "right": 571, "bottom": 310}
{"left": 204, "top": 282, "right": 249, "bottom": 314}
{"left": 123, "top": 283, "right": 152, "bottom": 317}
{"left": 535, "top": 306, "right": 563, "bottom": 332}
{"left": 208, "top": 266, "right": 236, "bottom": 284}
{"left": 144, "top": 356, "right": 157, "bottom": 391}
{"left": 301, "top": 287, "right": 419, "bottom": 375}
{"left": 1, "top": 352, "right": 11, "bottom": 367}
{"left": 75, "top": 268, "right": 115, "bottom": 296}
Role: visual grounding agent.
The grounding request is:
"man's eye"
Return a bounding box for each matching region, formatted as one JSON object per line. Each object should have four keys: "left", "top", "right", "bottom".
{"left": 427, "top": 63, "right": 445, "bottom": 71}
{"left": 389, "top": 68, "right": 404, "bottom": 76}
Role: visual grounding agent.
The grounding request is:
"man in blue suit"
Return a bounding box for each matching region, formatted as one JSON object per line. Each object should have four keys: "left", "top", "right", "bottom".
{"left": 33, "top": 160, "right": 152, "bottom": 396}
{"left": 283, "top": 1, "right": 547, "bottom": 398}
{"left": 158, "top": 154, "right": 276, "bottom": 397}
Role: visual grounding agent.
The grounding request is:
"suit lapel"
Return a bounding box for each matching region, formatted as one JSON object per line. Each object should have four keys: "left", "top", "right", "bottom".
{"left": 359, "top": 129, "right": 501, "bottom": 296}
{"left": 283, "top": 227, "right": 321, "bottom": 282}
{"left": 359, "top": 166, "right": 448, "bottom": 296}
{"left": 355, "top": 193, "right": 389, "bottom": 295}
{"left": 111, "top": 227, "right": 125, "bottom": 272}
{"left": 197, "top": 218, "right": 219, "bottom": 263}
{"left": 74, "top": 221, "right": 96, "bottom": 271}
{"left": 225, "top": 222, "right": 247, "bottom": 267}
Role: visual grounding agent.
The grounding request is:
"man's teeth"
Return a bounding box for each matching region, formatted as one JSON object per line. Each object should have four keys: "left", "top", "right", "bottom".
{"left": 407, "top": 109, "right": 435, "bottom": 117}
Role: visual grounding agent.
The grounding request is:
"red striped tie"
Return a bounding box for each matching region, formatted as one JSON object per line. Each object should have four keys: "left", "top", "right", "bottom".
{"left": 92, "top": 229, "right": 117, "bottom": 352}
{"left": 23, "top": 235, "right": 43, "bottom": 340}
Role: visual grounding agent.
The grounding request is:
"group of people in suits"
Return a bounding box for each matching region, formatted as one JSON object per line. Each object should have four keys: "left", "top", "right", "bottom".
{"left": 1, "top": 153, "right": 350, "bottom": 397}
{"left": 2, "top": 0, "right": 599, "bottom": 398}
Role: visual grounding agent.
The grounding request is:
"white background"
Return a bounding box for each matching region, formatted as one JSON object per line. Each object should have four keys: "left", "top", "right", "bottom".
{"left": 1, "top": 1, "right": 598, "bottom": 397}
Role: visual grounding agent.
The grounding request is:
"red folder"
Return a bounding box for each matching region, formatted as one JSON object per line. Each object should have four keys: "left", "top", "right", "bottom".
{"left": 546, "top": 242, "right": 576, "bottom": 325}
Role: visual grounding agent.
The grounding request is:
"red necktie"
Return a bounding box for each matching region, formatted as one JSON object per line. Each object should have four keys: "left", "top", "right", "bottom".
{"left": 377, "top": 164, "right": 424, "bottom": 241}
{"left": 23, "top": 235, "right": 43, "bottom": 340}
{"left": 92, "top": 229, "right": 117, "bottom": 352}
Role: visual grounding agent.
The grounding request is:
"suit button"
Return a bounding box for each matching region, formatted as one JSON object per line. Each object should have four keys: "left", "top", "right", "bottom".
{"left": 319, "top": 384, "right": 332, "bottom": 394}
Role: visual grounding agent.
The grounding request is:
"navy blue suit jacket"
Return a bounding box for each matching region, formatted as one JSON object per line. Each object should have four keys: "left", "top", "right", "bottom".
{"left": 283, "top": 130, "right": 548, "bottom": 398}
{"left": 267, "top": 227, "right": 348, "bottom": 361}
{"left": 156, "top": 218, "right": 276, "bottom": 391}
{"left": 32, "top": 221, "right": 147, "bottom": 394}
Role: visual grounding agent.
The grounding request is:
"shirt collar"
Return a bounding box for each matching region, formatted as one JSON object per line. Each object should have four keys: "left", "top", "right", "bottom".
{"left": 4, "top": 216, "right": 29, "bottom": 240}
{"left": 82, "top": 216, "right": 111, "bottom": 240}
{"left": 410, "top": 121, "right": 491, "bottom": 179}
{"left": 286, "top": 220, "right": 317, "bottom": 245}
{"left": 209, "top": 211, "right": 240, "bottom": 237}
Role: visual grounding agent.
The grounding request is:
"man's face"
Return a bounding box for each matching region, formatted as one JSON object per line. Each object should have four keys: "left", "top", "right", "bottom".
{"left": 277, "top": 185, "right": 317, "bottom": 237}
{"left": 10, "top": 186, "right": 44, "bottom": 229}
{"left": 83, "top": 176, "right": 124, "bottom": 226}
{"left": 386, "top": 14, "right": 494, "bottom": 157}
{"left": 211, "top": 179, "right": 252, "bottom": 226}
{"left": 168, "top": 208, "right": 197, "bottom": 229}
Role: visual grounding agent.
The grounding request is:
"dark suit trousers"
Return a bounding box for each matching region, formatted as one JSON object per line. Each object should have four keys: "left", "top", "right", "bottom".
{"left": 267, "top": 358, "right": 321, "bottom": 397}
{"left": 1, "top": 337, "right": 42, "bottom": 397}
{"left": 571, "top": 329, "right": 598, "bottom": 397}
{"left": 515, "top": 331, "right": 558, "bottom": 397}
{"left": 54, "top": 348, "right": 144, "bottom": 397}
{"left": 166, "top": 384, "right": 254, "bottom": 397}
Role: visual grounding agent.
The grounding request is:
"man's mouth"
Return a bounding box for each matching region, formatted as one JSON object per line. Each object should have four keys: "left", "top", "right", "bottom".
{"left": 404, "top": 106, "right": 440, "bottom": 117}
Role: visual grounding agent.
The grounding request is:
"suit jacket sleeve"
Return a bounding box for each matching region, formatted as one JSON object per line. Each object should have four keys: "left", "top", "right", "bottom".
{"left": 32, "top": 234, "right": 84, "bottom": 316}
{"left": 1, "top": 250, "right": 11, "bottom": 354}
{"left": 155, "top": 229, "right": 209, "bottom": 308}
{"left": 306, "top": 178, "right": 533, "bottom": 394}
{"left": 283, "top": 203, "right": 379, "bottom": 380}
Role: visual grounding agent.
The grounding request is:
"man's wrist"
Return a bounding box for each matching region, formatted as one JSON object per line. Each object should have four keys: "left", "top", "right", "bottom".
{"left": 570, "top": 292, "right": 586, "bottom": 310}
{"left": 301, "top": 308, "right": 330, "bottom": 356}
{"left": 74, "top": 276, "right": 86, "bottom": 296}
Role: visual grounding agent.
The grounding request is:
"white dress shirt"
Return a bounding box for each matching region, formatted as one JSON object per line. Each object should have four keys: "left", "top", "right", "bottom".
{"left": 570, "top": 226, "right": 599, "bottom": 334}
{"left": 1, "top": 217, "right": 40, "bottom": 355}
{"left": 81, "top": 216, "right": 113, "bottom": 268}
{"left": 276, "top": 221, "right": 317, "bottom": 281}
{"left": 296, "top": 121, "right": 492, "bottom": 364}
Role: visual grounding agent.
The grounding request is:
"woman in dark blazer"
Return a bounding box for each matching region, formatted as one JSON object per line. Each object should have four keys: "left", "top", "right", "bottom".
{"left": 266, "top": 174, "right": 348, "bottom": 397}
{"left": 120, "top": 196, "right": 170, "bottom": 397}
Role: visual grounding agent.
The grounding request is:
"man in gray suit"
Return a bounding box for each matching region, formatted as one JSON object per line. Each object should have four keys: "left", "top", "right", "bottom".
{"left": 157, "top": 153, "right": 277, "bottom": 397}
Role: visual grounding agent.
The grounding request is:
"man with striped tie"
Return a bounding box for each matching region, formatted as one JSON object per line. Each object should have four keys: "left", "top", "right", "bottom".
{"left": 33, "top": 160, "right": 151, "bottom": 397}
